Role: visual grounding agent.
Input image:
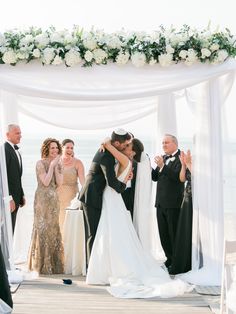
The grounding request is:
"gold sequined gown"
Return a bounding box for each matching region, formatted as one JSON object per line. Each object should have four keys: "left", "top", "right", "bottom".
{"left": 58, "top": 161, "right": 79, "bottom": 232}
{"left": 28, "top": 159, "right": 64, "bottom": 275}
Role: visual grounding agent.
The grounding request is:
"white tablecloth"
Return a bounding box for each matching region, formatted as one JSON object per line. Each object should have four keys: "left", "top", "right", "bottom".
{"left": 63, "top": 209, "right": 86, "bottom": 276}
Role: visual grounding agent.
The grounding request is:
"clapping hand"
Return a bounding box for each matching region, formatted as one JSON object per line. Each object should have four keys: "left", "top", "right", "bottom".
{"left": 154, "top": 155, "right": 164, "bottom": 168}
{"left": 50, "top": 155, "right": 61, "bottom": 168}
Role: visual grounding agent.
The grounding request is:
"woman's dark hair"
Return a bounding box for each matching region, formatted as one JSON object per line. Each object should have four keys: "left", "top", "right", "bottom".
{"left": 111, "top": 132, "right": 131, "bottom": 143}
{"left": 62, "top": 139, "right": 75, "bottom": 146}
{"left": 132, "top": 138, "right": 144, "bottom": 162}
{"left": 41, "top": 138, "right": 62, "bottom": 158}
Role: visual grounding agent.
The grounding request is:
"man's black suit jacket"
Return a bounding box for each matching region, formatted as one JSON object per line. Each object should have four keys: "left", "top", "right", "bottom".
{"left": 152, "top": 150, "right": 184, "bottom": 209}
{"left": 121, "top": 160, "right": 137, "bottom": 218}
{"left": 79, "top": 149, "right": 126, "bottom": 210}
{"left": 4, "top": 142, "right": 24, "bottom": 207}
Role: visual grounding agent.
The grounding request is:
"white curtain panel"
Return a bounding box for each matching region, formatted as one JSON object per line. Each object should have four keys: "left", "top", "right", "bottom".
{"left": 0, "top": 59, "right": 236, "bottom": 285}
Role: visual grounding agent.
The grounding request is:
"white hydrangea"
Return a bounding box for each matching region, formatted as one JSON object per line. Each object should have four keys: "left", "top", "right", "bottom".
{"left": 64, "top": 34, "right": 77, "bottom": 45}
{"left": 169, "top": 34, "right": 182, "bottom": 46}
{"left": 65, "top": 49, "right": 82, "bottom": 66}
{"left": 93, "top": 48, "right": 108, "bottom": 64}
{"left": 179, "top": 50, "right": 188, "bottom": 59}
{"left": 42, "top": 47, "right": 55, "bottom": 65}
{"left": 17, "top": 51, "right": 29, "bottom": 60}
{"left": 35, "top": 34, "right": 50, "bottom": 48}
{"left": 52, "top": 55, "right": 63, "bottom": 65}
{"left": 32, "top": 48, "right": 41, "bottom": 58}
{"left": 116, "top": 51, "right": 130, "bottom": 65}
{"left": 185, "top": 49, "right": 198, "bottom": 66}
{"left": 201, "top": 48, "right": 211, "bottom": 58}
{"left": 2, "top": 50, "right": 17, "bottom": 64}
{"left": 84, "top": 50, "right": 93, "bottom": 62}
{"left": 210, "top": 43, "right": 220, "bottom": 52}
{"left": 83, "top": 37, "right": 97, "bottom": 51}
{"left": 50, "top": 32, "right": 64, "bottom": 44}
{"left": 166, "top": 45, "right": 175, "bottom": 54}
{"left": 131, "top": 52, "right": 146, "bottom": 67}
{"left": 105, "top": 36, "right": 122, "bottom": 49}
{"left": 158, "top": 53, "right": 173, "bottom": 67}
{"left": 20, "top": 34, "right": 34, "bottom": 47}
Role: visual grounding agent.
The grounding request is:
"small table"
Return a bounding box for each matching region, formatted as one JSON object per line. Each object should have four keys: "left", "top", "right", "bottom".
{"left": 63, "top": 209, "right": 86, "bottom": 276}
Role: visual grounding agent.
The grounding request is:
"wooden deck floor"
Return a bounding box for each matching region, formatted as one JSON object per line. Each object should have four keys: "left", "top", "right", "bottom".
{"left": 12, "top": 275, "right": 220, "bottom": 314}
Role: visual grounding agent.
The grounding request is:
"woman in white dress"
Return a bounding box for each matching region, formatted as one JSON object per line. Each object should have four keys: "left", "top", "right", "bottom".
{"left": 86, "top": 139, "right": 191, "bottom": 298}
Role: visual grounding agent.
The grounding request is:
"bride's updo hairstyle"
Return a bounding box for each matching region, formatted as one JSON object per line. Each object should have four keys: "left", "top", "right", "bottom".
{"left": 132, "top": 138, "right": 144, "bottom": 162}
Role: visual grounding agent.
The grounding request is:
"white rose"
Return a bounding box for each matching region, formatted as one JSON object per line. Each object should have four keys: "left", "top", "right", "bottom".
{"left": 84, "top": 50, "right": 93, "bottom": 62}
{"left": 32, "top": 48, "right": 41, "bottom": 58}
{"left": 210, "top": 43, "right": 220, "bottom": 52}
{"left": 42, "top": 47, "right": 55, "bottom": 65}
{"left": 83, "top": 38, "right": 97, "bottom": 51}
{"left": 93, "top": 48, "right": 108, "bottom": 64}
{"left": 149, "top": 57, "right": 157, "bottom": 66}
{"left": 65, "top": 49, "right": 82, "bottom": 66}
{"left": 158, "top": 53, "right": 173, "bottom": 67}
{"left": 131, "top": 52, "right": 146, "bottom": 67}
{"left": 52, "top": 55, "right": 63, "bottom": 65}
{"left": 35, "top": 34, "right": 50, "bottom": 48}
{"left": 179, "top": 50, "right": 188, "bottom": 59}
{"left": 116, "top": 51, "right": 130, "bottom": 65}
{"left": 201, "top": 48, "right": 211, "bottom": 58}
{"left": 64, "top": 34, "right": 76, "bottom": 45}
{"left": 2, "top": 50, "right": 17, "bottom": 64}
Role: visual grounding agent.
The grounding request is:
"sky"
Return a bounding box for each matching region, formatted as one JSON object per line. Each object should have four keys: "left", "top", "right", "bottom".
{"left": 0, "top": 0, "right": 235, "bottom": 141}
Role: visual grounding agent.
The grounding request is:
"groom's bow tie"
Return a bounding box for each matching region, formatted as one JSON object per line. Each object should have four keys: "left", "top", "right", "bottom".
{"left": 14, "top": 144, "right": 19, "bottom": 150}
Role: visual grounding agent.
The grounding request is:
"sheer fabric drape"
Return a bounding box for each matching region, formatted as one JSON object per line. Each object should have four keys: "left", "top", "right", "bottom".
{"left": 0, "top": 60, "right": 236, "bottom": 285}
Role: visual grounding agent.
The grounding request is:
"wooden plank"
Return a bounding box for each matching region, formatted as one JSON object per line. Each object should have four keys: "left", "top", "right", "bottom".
{"left": 12, "top": 275, "right": 219, "bottom": 314}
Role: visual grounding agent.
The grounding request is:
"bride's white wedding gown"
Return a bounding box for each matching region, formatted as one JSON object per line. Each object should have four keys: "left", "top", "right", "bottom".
{"left": 86, "top": 161, "right": 191, "bottom": 298}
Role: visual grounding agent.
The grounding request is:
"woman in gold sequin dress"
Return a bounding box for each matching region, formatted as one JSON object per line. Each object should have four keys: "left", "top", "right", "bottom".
{"left": 28, "top": 138, "right": 64, "bottom": 275}
{"left": 58, "top": 139, "right": 85, "bottom": 232}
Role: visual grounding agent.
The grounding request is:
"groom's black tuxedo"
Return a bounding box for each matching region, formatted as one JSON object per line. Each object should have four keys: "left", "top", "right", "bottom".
{"left": 79, "top": 149, "right": 126, "bottom": 266}
{"left": 4, "top": 142, "right": 24, "bottom": 232}
{"left": 152, "top": 149, "right": 184, "bottom": 268}
{"left": 121, "top": 160, "right": 137, "bottom": 219}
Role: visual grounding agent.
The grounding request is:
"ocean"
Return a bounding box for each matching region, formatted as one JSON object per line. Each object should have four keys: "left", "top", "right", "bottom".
{"left": 20, "top": 135, "right": 236, "bottom": 212}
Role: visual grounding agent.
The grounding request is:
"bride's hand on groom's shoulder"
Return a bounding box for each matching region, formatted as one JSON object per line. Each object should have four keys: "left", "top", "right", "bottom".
{"left": 99, "top": 137, "right": 111, "bottom": 152}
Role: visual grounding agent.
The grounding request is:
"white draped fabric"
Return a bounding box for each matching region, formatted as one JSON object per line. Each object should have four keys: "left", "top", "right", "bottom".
{"left": 1, "top": 59, "right": 236, "bottom": 286}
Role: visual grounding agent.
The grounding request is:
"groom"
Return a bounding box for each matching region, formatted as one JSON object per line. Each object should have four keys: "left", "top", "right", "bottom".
{"left": 79, "top": 129, "right": 131, "bottom": 267}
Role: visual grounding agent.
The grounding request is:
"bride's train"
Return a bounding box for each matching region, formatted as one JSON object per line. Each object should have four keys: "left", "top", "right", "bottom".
{"left": 86, "top": 162, "right": 192, "bottom": 298}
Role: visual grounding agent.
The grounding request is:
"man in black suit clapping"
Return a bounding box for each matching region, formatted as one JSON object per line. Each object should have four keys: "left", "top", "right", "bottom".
{"left": 4, "top": 124, "right": 25, "bottom": 233}
{"left": 152, "top": 134, "right": 184, "bottom": 272}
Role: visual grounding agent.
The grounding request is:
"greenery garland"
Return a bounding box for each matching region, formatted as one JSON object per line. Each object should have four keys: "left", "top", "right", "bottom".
{"left": 0, "top": 25, "right": 235, "bottom": 67}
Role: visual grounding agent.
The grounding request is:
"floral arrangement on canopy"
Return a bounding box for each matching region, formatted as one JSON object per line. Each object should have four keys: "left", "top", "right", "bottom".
{"left": 0, "top": 24, "right": 235, "bottom": 67}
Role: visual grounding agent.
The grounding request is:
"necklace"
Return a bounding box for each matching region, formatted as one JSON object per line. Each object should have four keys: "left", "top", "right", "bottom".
{"left": 62, "top": 156, "right": 74, "bottom": 166}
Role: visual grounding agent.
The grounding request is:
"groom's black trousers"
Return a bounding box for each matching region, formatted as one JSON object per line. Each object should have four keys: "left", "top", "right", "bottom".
{"left": 81, "top": 203, "right": 102, "bottom": 269}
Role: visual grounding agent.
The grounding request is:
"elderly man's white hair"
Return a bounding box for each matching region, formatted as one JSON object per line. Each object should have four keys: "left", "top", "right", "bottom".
{"left": 7, "top": 124, "right": 20, "bottom": 132}
{"left": 164, "top": 134, "right": 178, "bottom": 146}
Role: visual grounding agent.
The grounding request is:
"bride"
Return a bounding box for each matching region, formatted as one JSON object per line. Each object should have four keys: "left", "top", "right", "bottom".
{"left": 86, "top": 138, "right": 191, "bottom": 298}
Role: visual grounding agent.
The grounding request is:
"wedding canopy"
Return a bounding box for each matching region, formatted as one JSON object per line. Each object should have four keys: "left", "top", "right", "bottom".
{"left": 0, "top": 57, "right": 236, "bottom": 285}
